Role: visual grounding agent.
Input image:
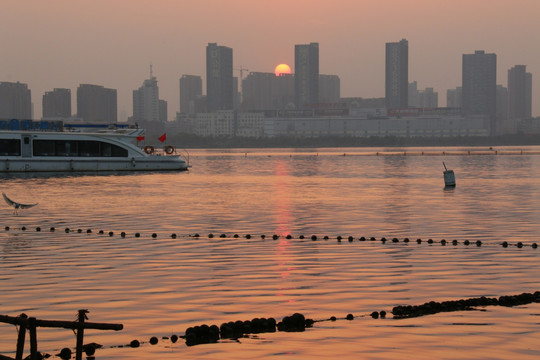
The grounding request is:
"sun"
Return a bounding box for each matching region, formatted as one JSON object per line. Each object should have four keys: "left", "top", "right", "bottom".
{"left": 274, "top": 63, "right": 292, "bottom": 76}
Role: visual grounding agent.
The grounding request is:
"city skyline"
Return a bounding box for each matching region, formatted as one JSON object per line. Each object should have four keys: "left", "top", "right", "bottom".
{"left": 2, "top": 0, "right": 540, "bottom": 119}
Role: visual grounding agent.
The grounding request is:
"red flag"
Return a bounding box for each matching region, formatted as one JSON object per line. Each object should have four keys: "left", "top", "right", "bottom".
{"left": 136, "top": 136, "right": 145, "bottom": 142}
{"left": 158, "top": 133, "right": 166, "bottom": 143}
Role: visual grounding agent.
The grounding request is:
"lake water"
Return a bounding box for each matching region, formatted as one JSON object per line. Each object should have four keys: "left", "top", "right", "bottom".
{"left": 1, "top": 146, "right": 539, "bottom": 359}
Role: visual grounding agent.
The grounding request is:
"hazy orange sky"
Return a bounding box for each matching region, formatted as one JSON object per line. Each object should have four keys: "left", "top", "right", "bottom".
{"left": 2, "top": 0, "right": 539, "bottom": 119}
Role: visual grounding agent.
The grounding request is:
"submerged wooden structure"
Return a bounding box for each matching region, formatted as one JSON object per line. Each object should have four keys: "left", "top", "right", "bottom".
{"left": 0, "top": 310, "right": 123, "bottom": 360}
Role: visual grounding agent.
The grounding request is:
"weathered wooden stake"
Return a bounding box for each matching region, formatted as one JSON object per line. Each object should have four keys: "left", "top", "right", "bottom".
{"left": 28, "top": 318, "right": 37, "bottom": 360}
{"left": 15, "top": 314, "right": 27, "bottom": 360}
{"left": 75, "top": 310, "right": 88, "bottom": 360}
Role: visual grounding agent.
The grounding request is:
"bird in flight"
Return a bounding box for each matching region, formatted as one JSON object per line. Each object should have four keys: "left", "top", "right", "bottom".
{"left": 2, "top": 192, "right": 38, "bottom": 215}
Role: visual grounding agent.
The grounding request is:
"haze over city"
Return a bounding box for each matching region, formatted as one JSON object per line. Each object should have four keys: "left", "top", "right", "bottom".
{"left": 2, "top": 0, "right": 540, "bottom": 119}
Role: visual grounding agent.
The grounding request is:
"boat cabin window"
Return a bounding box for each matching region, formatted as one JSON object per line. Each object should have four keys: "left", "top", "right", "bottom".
{"left": 0, "top": 139, "right": 21, "bottom": 156}
{"left": 33, "top": 140, "right": 128, "bottom": 157}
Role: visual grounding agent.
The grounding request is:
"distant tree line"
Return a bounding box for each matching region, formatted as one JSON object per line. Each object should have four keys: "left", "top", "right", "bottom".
{"left": 168, "top": 133, "right": 540, "bottom": 149}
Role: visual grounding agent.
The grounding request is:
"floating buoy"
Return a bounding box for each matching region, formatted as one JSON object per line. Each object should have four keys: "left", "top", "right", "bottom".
{"left": 121, "top": 232, "right": 126, "bottom": 238}
{"left": 135, "top": 233, "right": 140, "bottom": 238}
{"left": 109, "top": 231, "right": 114, "bottom": 237}
{"left": 36, "top": 227, "right": 41, "bottom": 232}
{"left": 98, "top": 230, "right": 104, "bottom": 235}
{"left": 286, "top": 234, "right": 292, "bottom": 239}
{"left": 220, "top": 234, "right": 226, "bottom": 238}
{"left": 86, "top": 229, "right": 92, "bottom": 234}
{"left": 152, "top": 233, "right": 157, "bottom": 238}
{"left": 273, "top": 234, "right": 279, "bottom": 240}
{"left": 443, "top": 162, "right": 456, "bottom": 187}
{"left": 149, "top": 336, "right": 158, "bottom": 345}
{"left": 311, "top": 235, "right": 317, "bottom": 241}
{"left": 50, "top": 227, "right": 55, "bottom": 232}
{"left": 130, "top": 340, "right": 140, "bottom": 348}
{"left": 171, "top": 233, "right": 177, "bottom": 239}
{"left": 77, "top": 229, "right": 82, "bottom": 233}
{"left": 346, "top": 314, "right": 354, "bottom": 320}
{"left": 65, "top": 228, "right": 70, "bottom": 233}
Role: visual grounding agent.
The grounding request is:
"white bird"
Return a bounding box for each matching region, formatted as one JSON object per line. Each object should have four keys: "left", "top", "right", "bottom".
{"left": 2, "top": 192, "right": 38, "bottom": 215}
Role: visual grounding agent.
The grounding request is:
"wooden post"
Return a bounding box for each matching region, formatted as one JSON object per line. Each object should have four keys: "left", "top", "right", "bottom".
{"left": 28, "top": 317, "right": 38, "bottom": 360}
{"left": 15, "top": 313, "right": 27, "bottom": 360}
{"left": 75, "top": 310, "right": 88, "bottom": 360}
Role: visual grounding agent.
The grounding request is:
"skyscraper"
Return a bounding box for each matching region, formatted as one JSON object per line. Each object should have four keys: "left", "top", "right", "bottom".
{"left": 462, "top": 50, "right": 497, "bottom": 134}
{"left": 295, "top": 42, "right": 319, "bottom": 108}
{"left": 0, "top": 81, "right": 32, "bottom": 119}
{"left": 133, "top": 70, "right": 160, "bottom": 122}
{"left": 508, "top": 65, "right": 532, "bottom": 120}
{"left": 385, "top": 39, "right": 408, "bottom": 109}
{"left": 77, "top": 84, "right": 117, "bottom": 123}
{"left": 319, "top": 74, "right": 340, "bottom": 103}
{"left": 179, "top": 75, "right": 202, "bottom": 114}
{"left": 42, "top": 88, "right": 71, "bottom": 119}
{"left": 206, "top": 43, "right": 233, "bottom": 111}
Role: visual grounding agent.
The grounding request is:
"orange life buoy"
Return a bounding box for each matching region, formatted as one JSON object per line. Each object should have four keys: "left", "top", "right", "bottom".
{"left": 164, "top": 145, "right": 174, "bottom": 155}
{"left": 143, "top": 145, "right": 154, "bottom": 154}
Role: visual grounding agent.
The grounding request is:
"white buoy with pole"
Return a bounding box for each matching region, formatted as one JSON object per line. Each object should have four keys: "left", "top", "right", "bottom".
{"left": 443, "top": 162, "right": 456, "bottom": 187}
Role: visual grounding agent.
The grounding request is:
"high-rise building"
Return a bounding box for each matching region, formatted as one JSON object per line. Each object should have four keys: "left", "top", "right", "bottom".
{"left": 241, "top": 72, "right": 295, "bottom": 111}
{"left": 385, "top": 39, "right": 408, "bottom": 109}
{"left": 446, "top": 87, "right": 462, "bottom": 108}
{"left": 42, "top": 88, "right": 71, "bottom": 119}
{"left": 206, "top": 43, "right": 233, "bottom": 111}
{"left": 462, "top": 50, "right": 497, "bottom": 134}
{"left": 77, "top": 84, "right": 117, "bottom": 123}
{"left": 0, "top": 81, "right": 32, "bottom": 119}
{"left": 179, "top": 75, "right": 202, "bottom": 114}
{"left": 133, "top": 71, "right": 160, "bottom": 122}
{"left": 319, "top": 75, "right": 340, "bottom": 103}
{"left": 159, "top": 99, "right": 168, "bottom": 122}
{"left": 295, "top": 42, "right": 319, "bottom": 108}
{"left": 496, "top": 85, "right": 509, "bottom": 133}
{"left": 508, "top": 65, "right": 532, "bottom": 120}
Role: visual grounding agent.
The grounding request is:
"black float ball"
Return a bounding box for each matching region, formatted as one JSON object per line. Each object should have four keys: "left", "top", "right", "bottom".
{"left": 299, "top": 235, "right": 305, "bottom": 239}
{"left": 135, "top": 233, "right": 140, "bottom": 238}
{"left": 348, "top": 236, "right": 354, "bottom": 242}
{"left": 171, "top": 233, "right": 177, "bottom": 239}
{"left": 245, "top": 234, "right": 251, "bottom": 239}
{"left": 130, "top": 339, "right": 140, "bottom": 348}
{"left": 149, "top": 336, "right": 158, "bottom": 345}
{"left": 330, "top": 316, "right": 337, "bottom": 321}
{"left": 417, "top": 238, "right": 422, "bottom": 244}
{"left": 208, "top": 233, "right": 214, "bottom": 238}
{"left": 36, "top": 227, "right": 41, "bottom": 232}
{"left": 171, "top": 334, "right": 178, "bottom": 343}
{"left": 476, "top": 240, "right": 482, "bottom": 247}
{"left": 233, "top": 234, "right": 239, "bottom": 238}
{"left": 58, "top": 347, "right": 72, "bottom": 360}
{"left": 220, "top": 234, "right": 226, "bottom": 238}
{"left": 109, "top": 231, "right": 114, "bottom": 237}
{"left": 380, "top": 310, "right": 387, "bottom": 318}
{"left": 261, "top": 234, "right": 266, "bottom": 239}
{"left": 464, "top": 240, "right": 470, "bottom": 245}
{"left": 452, "top": 239, "right": 458, "bottom": 246}
{"left": 5, "top": 226, "right": 10, "bottom": 231}
{"left": 346, "top": 313, "right": 354, "bottom": 320}
{"left": 532, "top": 243, "right": 538, "bottom": 249}
{"left": 286, "top": 234, "right": 292, "bottom": 239}
{"left": 50, "top": 227, "right": 55, "bottom": 232}
{"left": 324, "top": 235, "right": 329, "bottom": 240}
{"left": 121, "top": 232, "right": 126, "bottom": 238}
{"left": 502, "top": 241, "right": 508, "bottom": 248}
{"left": 21, "top": 226, "right": 26, "bottom": 231}
{"left": 370, "top": 311, "right": 379, "bottom": 319}
{"left": 517, "top": 242, "right": 523, "bottom": 248}
{"left": 311, "top": 235, "right": 317, "bottom": 241}
{"left": 273, "top": 234, "right": 279, "bottom": 240}
{"left": 98, "top": 230, "right": 104, "bottom": 235}
{"left": 77, "top": 229, "right": 82, "bottom": 233}
{"left": 427, "top": 239, "right": 433, "bottom": 244}
{"left": 152, "top": 233, "right": 157, "bottom": 238}
{"left": 86, "top": 229, "right": 92, "bottom": 234}
{"left": 65, "top": 228, "right": 70, "bottom": 233}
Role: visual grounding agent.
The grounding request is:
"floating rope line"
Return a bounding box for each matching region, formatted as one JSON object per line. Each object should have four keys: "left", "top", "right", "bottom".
{"left": 2, "top": 226, "right": 539, "bottom": 249}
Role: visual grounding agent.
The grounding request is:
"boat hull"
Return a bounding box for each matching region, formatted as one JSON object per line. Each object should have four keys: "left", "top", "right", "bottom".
{"left": 1, "top": 156, "right": 188, "bottom": 172}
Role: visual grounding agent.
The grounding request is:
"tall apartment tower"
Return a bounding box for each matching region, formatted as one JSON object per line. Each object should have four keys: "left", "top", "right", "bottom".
{"left": 206, "top": 43, "right": 233, "bottom": 111}
{"left": 133, "top": 69, "right": 160, "bottom": 122}
{"left": 77, "top": 84, "right": 117, "bottom": 123}
{"left": 385, "top": 39, "right": 408, "bottom": 109}
{"left": 295, "top": 42, "right": 319, "bottom": 108}
{"left": 0, "top": 81, "right": 32, "bottom": 119}
{"left": 462, "top": 50, "right": 497, "bottom": 134}
{"left": 319, "top": 74, "right": 340, "bottom": 103}
{"left": 179, "top": 75, "right": 202, "bottom": 114}
{"left": 42, "top": 88, "right": 71, "bottom": 119}
{"left": 508, "top": 65, "right": 532, "bottom": 120}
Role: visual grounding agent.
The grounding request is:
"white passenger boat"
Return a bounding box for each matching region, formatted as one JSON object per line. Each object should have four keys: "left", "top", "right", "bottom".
{"left": 0, "top": 119, "right": 189, "bottom": 173}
